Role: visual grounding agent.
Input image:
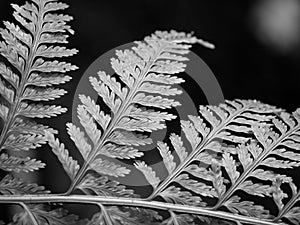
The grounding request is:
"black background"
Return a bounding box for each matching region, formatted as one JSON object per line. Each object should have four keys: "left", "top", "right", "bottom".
{"left": 0, "top": 0, "right": 300, "bottom": 222}
{"left": 1, "top": 0, "right": 299, "bottom": 111}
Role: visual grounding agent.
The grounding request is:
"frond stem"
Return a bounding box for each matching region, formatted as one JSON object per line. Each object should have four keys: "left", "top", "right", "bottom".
{"left": 0, "top": 195, "right": 278, "bottom": 225}
{"left": 19, "top": 202, "right": 39, "bottom": 225}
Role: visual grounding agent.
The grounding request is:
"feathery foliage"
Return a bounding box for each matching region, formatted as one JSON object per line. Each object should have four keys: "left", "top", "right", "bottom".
{"left": 46, "top": 29, "right": 214, "bottom": 196}
{"left": 0, "top": 0, "right": 300, "bottom": 225}
{"left": 0, "top": 0, "right": 77, "bottom": 177}
{"left": 136, "top": 100, "right": 300, "bottom": 224}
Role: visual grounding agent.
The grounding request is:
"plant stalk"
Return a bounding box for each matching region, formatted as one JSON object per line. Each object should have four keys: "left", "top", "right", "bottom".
{"left": 0, "top": 195, "right": 279, "bottom": 225}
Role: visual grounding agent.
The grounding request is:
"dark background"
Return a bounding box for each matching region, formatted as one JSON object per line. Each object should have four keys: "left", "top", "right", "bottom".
{"left": 0, "top": 0, "right": 299, "bottom": 222}
{"left": 0, "top": 0, "right": 299, "bottom": 113}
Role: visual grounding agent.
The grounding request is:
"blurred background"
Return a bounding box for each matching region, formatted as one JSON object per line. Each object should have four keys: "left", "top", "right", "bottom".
{"left": 0, "top": 0, "right": 299, "bottom": 222}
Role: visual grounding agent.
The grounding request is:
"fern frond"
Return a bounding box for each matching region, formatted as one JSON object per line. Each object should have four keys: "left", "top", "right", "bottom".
{"left": 90, "top": 158, "right": 130, "bottom": 177}
{"left": 108, "top": 130, "right": 152, "bottom": 146}
{"left": 100, "top": 143, "right": 143, "bottom": 159}
{"left": 223, "top": 196, "right": 270, "bottom": 219}
{"left": 11, "top": 118, "right": 57, "bottom": 136}
{"left": 0, "top": 153, "right": 45, "bottom": 173}
{"left": 132, "top": 99, "right": 300, "bottom": 222}
{"left": 142, "top": 99, "right": 280, "bottom": 197}
{"left": 22, "top": 87, "right": 67, "bottom": 101}
{"left": 0, "top": 175, "right": 49, "bottom": 195}
{"left": 162, "top": 212, "right": 195, "bottom": 225}
{"left": 159, "top": 186, "right": 204, "bottom": 206}
{"left": 157, "top": 141, "right": 176, "bottom": 175}
{"left": 89, "top": 205, "right": 151, "bottom": 225}
{"left": 11, "top": 204, "right": 87, "bottom": 225}
{"left": 77, "top": 173, "right": 136, "bottom": 197}
{"left": 212, "top": 108, "right": 300, "bottom": 219}
{"left": 17, "top": 103, "right": 67, "bottom": 118}
{"left": 134, "top": 161, "right": 160, "bottom": 188}
{"left": 66, "top": 123, "right": 92, "bottom": 160}
{"left": 46, "top": 132, "right": 80, "bottom": 181}
{"left": 27, "top": 73, "right": 72, "bottom": 87}
{"left": 2, "top": 133, "right": 45, "bottom": 151}
{"left": 0, "top": 0, "right": 77, "bottom": 169}
{"left": 63, "top": 30, "right": 211, "bottom": 194}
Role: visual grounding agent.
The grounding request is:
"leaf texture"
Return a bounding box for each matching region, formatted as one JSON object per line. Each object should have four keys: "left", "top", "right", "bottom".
{"left": 46, "top": 132, "right": 80, "bottom": 181}
{"left": 11, "top": 204, "right": 87, "bottom": 225}
{"left": 65, "top": 30, "right": 211, "bottom": 193}
{"left": 0, "top": 175, "right": 49, "bottom": 195}
{"left": 0, "top": 153, "right": 45, "bottom": 173}
{"left": 0, "top": 0, "right": 77, "bottom": 174}
{"left": 136, "top": 100, "right": 300, "bottom": 223}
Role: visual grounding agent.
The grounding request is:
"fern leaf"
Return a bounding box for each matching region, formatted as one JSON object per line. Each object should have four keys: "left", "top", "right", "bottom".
{"left": 272, "top": 178, "right": 288, "bottom": 212}
{"left": 169, "top": 133, "right": 188, "bottom": 163}
{"left": 77, "top": 173, "right": 136, "bottom": 197}
{"left": 137, "top": 99, "right": 290, "bottom": 222}
{"left": 67, "top": 123, "right": 92, "bottom": 160}
{"left": 37, "top": 45, "right": 78, "bottom": 58}
{"left": 0, "top": 175, "right": 49, "bottom": 195}
{"left": 79, "top": 94, "right": 111, "bottom": 130}
{"left": 100, "top": 143, "right": 143, "bottom": 159}
{"left": 123, "top": 207, "right": 163, "bottom": 224}
{"left": 17, "top": 103, "right": 67, "bottom": 118}
{"left": 11, "top": 118, "right": 57, "bottom": 135}
{"left": 27, "top": 73, "right": 72, "bottom": 87}
{"left": 32, "top": 59, "right": 77, "bottom": 73}
{"left": 159, "top": 186, "right": 204, "bottom": 206}
{"left": 133, "top": 93, "right": 180, "bottom": 109}
{"left": 108, "top": 130, "right": 152, "bottom": 146}
{"left": 0, "top": 0, "right": 77, "bottom": 167}
{"left": 239, "top": 180, "right": 273, "bottom": 197}
{"left": 210, "top": 159, "right": 227, "bottom": 197}
{"left": 46, "top": 132, "right": 79, "bottom": 181}
{"left": 181, "top": 120, "right": 201, "bottom": 149}
{"left": 77, "top": 105, "right": 102, "bottom": 146}
{"left": 223, "top": 196, "right": 270, "bottom": 219}
{"left": 66, "top": 30, "right": 217, "bottom": 194}
{"left": 0, "top": 62, "right": 19, "bottom": 88}
{"left": 117, "top": 117, "right": 166, "bottom": 132}
{"left": 89, "top": 206, "right": 147, "bottom": 225}
{"left": 222, "top": 152, "right": 239, "bottom": 184}
{"left": 2, "top": 133, "right": 45, "bottom": 151}
{"left": 22, "top": 88, "right": 67, "bottom": 101}
{"left": 0, "top": 104, "right": 9, "bottom": 121}
{"left": 11, "top": 204, "right": 87, "bottom": 225}
{"left": 163, "top": 212, "right": 195, "bottom": 225}
{"left": 145, "top": 73, "right": 184, "bottom": 85}
{"left": 134, "top": 161, "right": 160, "bottom": 188}
{"left": 237, "top": 144, "right": 253, "bottom": 170}
{"left": 175, "top": 174, "right": 217, "bottom": 197}
{"left": 126, "top": 106, "right": 176, "bottom": 122}
{"left": 140, "top": 82, "right": 182, "bottom": 96}
{"left": 90, "top": 158, "right": 130, "bottom": 177}
{"left": 157, "top": 141, "right": 176, "bottom": 174}
{"left": 0, "top": 77, "right": 15, "bottom": 104}
{"left": 0, "top": 153, "right": 45, "bottom": 173}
